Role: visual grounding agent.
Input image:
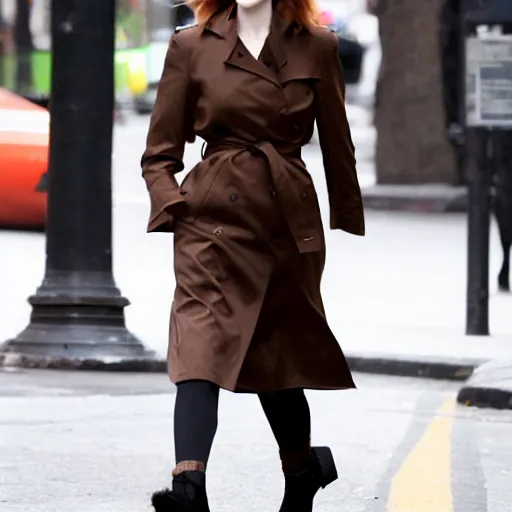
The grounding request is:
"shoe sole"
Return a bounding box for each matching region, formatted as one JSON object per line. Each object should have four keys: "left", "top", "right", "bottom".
{"left": 312, "top": 446, "right": 338, "bottom": 489}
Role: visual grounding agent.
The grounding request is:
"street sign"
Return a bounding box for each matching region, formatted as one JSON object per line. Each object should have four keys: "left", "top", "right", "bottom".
{"left": 465, "top": 34, "right": 512, "bottom": 127}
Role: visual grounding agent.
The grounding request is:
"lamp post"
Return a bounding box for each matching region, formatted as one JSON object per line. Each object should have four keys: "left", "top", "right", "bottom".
{"left": 1, "top": 0, "right": 158, "bottom": 369}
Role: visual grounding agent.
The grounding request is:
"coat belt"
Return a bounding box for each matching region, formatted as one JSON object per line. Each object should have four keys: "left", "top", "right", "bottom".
{"left": 203, "top": 138, "right": 302, "bottom": 211}
{"left": 202, "top": 139, "right": 301, "bottom": 161}
{"left": 201, "top": 139, "right": 322, "bottom": 254}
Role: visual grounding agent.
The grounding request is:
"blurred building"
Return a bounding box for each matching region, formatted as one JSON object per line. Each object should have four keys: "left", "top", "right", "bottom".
{"left": 0, "top": 0, "right": 181, "bottom": 102}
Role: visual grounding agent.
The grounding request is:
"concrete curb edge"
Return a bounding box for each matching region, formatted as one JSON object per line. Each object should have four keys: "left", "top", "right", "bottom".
{"left": 345, "top": 352, "right": 483, "bottom": 381}
{"left": 0, "top": 351, "right": 485, "bottom": 383}
{"left": 362, "top": 185, "right": 468, "bottom": 213}
{"left": 0, "top": 352, "right": 168, "bottom": 372}
{"left": 457, "top": 385, "right": 512, "bottom": 410}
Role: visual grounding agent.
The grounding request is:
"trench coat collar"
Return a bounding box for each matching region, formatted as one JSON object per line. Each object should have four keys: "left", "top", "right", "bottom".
{"left": 202, "top": 3, "right": 303, "bottom": 84}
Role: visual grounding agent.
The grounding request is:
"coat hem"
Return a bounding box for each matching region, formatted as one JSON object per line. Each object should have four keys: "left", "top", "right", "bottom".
{"left": 233, "top": 384, "right": 357, "bottom": 394}
{"left": 172, "top": 373, "right": 356, "bottom": 394}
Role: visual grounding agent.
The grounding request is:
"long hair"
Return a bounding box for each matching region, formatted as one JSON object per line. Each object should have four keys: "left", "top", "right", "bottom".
{"left": 186, "top": 0, "right": 321, "bottom": 28}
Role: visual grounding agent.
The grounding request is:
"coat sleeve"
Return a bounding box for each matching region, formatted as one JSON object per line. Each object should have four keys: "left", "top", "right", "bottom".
{"left": 141, "top": 33, "right": 196, "bottom": 233}
{"left": 315, "top": 33, "right": 365, "bottom": 236}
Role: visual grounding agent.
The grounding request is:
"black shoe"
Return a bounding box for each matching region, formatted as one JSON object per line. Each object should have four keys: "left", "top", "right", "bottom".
{"left": 151, "top": 471, "right": 210, "bottom": 512}
{"left": 279, "top": 447, "right": 338, "bottom": 512}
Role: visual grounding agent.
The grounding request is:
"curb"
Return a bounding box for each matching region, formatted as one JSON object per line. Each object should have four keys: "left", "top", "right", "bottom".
{"left": 0, "top": 352, "right": 167, "bottom": 372}
{"left": 457, "top": 386, "right": 512, "bottom": 410}
{"left": 456, "top": 359, "right": 512, "bottom": 410}
{"left": 362, "top": 184, "right": 468, "bottom": 213}
{"left": 345, "top": 353, "right": 483, "bottom": 381}
{"left": 1, "top": 352, "right": 482, "bottom": 382}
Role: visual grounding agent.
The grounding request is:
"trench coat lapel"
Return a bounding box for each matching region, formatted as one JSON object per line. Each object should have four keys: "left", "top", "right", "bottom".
{"left": 226, "top": 41, "right": 280, "bottom": 88}
{"left": 203, "top": 7, "right": 293, "bottom": 88}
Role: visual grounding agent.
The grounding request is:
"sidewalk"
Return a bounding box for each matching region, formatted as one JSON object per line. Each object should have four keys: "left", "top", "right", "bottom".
{"left": 1, "top": 114, "right": 511, "bottom": 381}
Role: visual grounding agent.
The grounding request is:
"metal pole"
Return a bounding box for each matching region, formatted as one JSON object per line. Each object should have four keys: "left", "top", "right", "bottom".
{"left": 465, "top": 128, "right": 492, "bottom": 335}
{"left": 2, "top": 0, "right": 154, "bottom": 367}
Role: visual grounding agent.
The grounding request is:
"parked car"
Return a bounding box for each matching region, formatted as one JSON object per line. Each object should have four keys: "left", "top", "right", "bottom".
{"left": 0, "top": 88, "right": 48, "bottom": 229}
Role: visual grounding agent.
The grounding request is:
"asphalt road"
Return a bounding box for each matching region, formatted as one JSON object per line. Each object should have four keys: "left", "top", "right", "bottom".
{"left": 0, "top": 370, "right": 511, "bottom": 512}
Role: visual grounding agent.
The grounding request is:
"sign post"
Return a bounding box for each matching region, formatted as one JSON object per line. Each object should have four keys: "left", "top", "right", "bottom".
{"left": 461, "top": 0, "right": 512, "bottom": 335}
{"left": 456, "top": 0, "right": 512, "bottom": 410}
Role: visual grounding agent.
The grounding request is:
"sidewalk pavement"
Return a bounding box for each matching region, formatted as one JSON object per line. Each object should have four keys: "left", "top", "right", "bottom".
{"left": 1, "top": 112, "right": 511, "bottom": 385}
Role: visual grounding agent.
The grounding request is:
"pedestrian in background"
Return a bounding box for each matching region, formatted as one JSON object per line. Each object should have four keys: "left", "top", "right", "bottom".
{"left": 141, "top": 0, "right": 365, "bottom": 510}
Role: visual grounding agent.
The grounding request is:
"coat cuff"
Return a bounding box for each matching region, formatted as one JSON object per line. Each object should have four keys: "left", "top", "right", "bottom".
{"left": 147, "top": 191, "right": 186, "bottom": 233}
{"left": 330, "top": 207, "right": 365, "bottom": 236}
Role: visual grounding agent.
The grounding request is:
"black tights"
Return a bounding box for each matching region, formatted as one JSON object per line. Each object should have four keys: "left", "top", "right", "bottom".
{"left": 174, "top": 380, "right": 311, "bottom": 468}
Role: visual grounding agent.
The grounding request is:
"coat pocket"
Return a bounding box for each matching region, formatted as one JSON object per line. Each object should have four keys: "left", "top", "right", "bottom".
{"left": 180, "top": 158, "right": 224, "bottom": 220}
{"left": 197, "top": 239, "right": 230, "bottom": 285}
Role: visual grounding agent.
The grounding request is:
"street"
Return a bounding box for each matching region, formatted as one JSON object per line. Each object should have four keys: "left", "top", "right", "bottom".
{"left": 1, "top": 370, "right": 511, "bottom": 511}
{"left": 2, "top": 109, "right": 512, "bottom": 511}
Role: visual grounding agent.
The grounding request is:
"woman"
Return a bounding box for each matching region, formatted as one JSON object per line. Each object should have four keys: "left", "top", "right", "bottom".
{"left": 141, "top": 0, "right": 364, "bottom": 510}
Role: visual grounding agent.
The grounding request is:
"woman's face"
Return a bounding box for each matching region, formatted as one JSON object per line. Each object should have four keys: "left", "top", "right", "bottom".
{"left": 236, "top": 0, "right": 270, "bottom": 10}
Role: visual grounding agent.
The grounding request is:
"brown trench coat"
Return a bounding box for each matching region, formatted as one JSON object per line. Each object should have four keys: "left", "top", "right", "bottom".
{"left": 141, "top": 7, "right": 365, "bottom": 393}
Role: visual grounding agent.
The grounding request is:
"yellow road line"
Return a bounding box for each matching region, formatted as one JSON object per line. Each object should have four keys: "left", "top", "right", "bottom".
{"left": 387, "top": 397, "right": 456, "bottom": 511}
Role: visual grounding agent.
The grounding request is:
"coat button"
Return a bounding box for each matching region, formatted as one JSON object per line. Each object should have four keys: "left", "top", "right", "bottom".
{"left": 280, "top": 107, "right": 287, "bottom": 115}
{"left": 302, "top": 192, "right": 307, "bottom": 198}
{"left": 271, "top": 190, "right": 276, "bottom": 198}
{"left": 229, "top": 193, "right": 238, "bottom": 202}
{"left": 213, "top": 227, "right": 224, "bottom": 236}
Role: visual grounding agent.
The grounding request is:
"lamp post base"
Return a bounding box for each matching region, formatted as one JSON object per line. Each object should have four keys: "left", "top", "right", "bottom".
{"left": 1, "top": 291, "right": 166, "bottom": 372}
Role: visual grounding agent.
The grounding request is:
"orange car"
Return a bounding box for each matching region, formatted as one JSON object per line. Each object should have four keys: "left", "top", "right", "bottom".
{"left": 0, "top": 88, "right": 48, "bottom": 229}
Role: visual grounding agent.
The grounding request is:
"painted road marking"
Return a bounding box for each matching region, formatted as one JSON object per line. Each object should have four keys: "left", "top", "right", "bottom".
{"left": 387, "top": 397, "right": 456, "bottom": 511}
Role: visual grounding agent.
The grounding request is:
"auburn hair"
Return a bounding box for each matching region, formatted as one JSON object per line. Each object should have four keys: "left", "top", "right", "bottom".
{"left": 186, "top": 0, "right": 321, "bottom": 28}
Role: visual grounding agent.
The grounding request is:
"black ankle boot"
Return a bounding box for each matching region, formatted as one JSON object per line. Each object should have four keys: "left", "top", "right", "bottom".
{"left": 279, "top": 447, "right": 338, "bottom": 512}
{"left": 151, "top": 471, "right": 210, "bottom": 512}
